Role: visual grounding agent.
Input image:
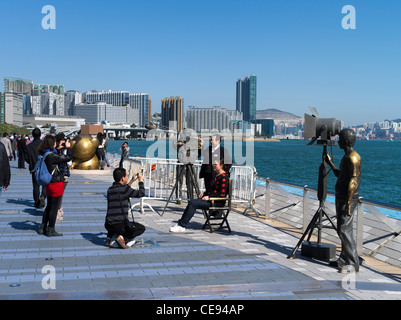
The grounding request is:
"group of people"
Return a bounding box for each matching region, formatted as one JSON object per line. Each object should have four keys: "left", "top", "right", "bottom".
{"left": 0, "top": 128, "right": 362, "bottom": 273}
{"left": 0, "top": 128, "right": 73, "bottom": 236}
{"left": 0, "top": 132, "right": 31, "bottom": 169}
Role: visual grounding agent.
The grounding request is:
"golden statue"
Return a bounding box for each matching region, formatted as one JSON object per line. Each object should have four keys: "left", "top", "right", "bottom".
{"left": 325, "top": 129, "right": 362, "bottom": 273}
{"left": 70, "top": 135, "right": 100, "bottom": 170}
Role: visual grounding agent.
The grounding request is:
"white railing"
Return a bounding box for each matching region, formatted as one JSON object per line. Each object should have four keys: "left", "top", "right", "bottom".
{"left": 107, "top": 152, "right": 258, "bottom": 215}
{"left": 261, "top": 177, "right": 401, "bottom": 257}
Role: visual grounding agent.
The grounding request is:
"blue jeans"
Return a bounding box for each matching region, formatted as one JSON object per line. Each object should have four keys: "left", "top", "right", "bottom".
{"left": 178, "top": 198, "right": 211, "bottom": 228}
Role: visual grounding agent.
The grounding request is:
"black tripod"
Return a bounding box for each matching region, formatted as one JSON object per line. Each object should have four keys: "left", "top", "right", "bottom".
{"left": 161, "top": 163, "right": 201, "bottom": 216}
{"left": 287, "top": 143, "right": 338, "bottom": 260}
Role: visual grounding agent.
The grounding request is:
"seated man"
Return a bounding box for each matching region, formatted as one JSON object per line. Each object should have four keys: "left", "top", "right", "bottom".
{"left": 170, "top": 159, "right": 229, "bottom": 233}
{"left": 105, "top": 168, "right": 146, "bottom": 248}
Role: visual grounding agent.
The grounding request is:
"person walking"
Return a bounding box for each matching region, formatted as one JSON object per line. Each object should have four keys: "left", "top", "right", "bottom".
{"left": 0, "top": 141, "right": 11, "bottom": 197}
{"left": 0, "top": 132, "right": 13, "bottom": 160}
{"left": 17, "top": 134, "right": 27, "bottom": 169}
{"left": 11, "top": 134, "right": 17, "bottom": 161}
{"left": 38, "top": 135, "right": 72, "bottom": 237}
{"left": 25, "top": 128, "right": 46, "bottom": 208}
{"left": 119, "top": 141, "right": 129, "bottom": 168}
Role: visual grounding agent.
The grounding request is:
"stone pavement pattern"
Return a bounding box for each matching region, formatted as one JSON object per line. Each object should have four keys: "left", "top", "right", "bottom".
{"left": 1, "top": 164, "right": 401, "bottom": 300}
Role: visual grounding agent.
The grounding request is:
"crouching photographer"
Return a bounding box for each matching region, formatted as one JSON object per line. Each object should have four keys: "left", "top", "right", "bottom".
{"left": 105, "top": 168, "right": 146, "bottom": 249}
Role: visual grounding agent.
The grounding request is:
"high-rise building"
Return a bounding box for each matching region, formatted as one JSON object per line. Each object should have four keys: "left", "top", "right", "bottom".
{"left": 85, "top": 90, "right": 129, "bottom": 106}
{"left": 32, "top": 84, "right": 65, "bottom": 96}
{"left": 3, "top": 93, "right": 23, "bottom": 126}
{"left": 236, "top": 74, "right": 256, "bottom": 122}
{"left": 161, "top": 97, "right": 184, "bottom": 132}
{"left": 186, "top": 106, "right": 236, "bottom": 132}
{"left": 0, "top": 93, "right": 4, "bottom": 123}
{"left": 4, "top": 77, "right": 33, "bottom": 95}
{"left": 40, "top": 92, "right": 65, "bottom": 116}
{"left": 129, "top": 93, "right": 150, "bottom": 127}
{"left": 73, "top": 102, "right": 138, "bottom": 125}
{"left": 64, "top": 90, "right": 82, "bottom": 116}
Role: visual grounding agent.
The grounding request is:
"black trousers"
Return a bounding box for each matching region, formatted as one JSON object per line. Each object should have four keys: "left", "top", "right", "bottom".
{"left": 42, "top": 196, "right": 61, "bottom": 228}
{"left": 18, "top": 150, "right": 25, "bottom": 168}
{"left": 31, "top": 174, "right": 46, "bottom": 207}
{"left": 105, "top": 221, "right": 146, "bottom": 242}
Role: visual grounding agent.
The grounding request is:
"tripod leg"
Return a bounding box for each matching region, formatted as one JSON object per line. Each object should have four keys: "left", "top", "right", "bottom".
{"left": 161, "top": 164, "right": 186, "bottom": 216}
{"left": 287, "top": 209, "right": 320, "bottom": 259}
{"left": 322, "top": 209, "right": 338, "bottom": 232}
{"left": 188, "top": 165, "right": 201, "bottom": 197}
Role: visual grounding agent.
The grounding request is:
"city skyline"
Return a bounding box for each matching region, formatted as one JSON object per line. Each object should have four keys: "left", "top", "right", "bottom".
{"left": 1, "top": 1, "right": 400, "bottom": 127}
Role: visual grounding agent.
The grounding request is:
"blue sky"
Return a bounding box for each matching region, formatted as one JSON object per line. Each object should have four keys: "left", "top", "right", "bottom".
{"left": 0, "top": 0, "right": 400, "bottom": 126}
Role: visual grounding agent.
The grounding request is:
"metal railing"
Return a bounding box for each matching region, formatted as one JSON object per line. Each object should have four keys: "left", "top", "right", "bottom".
{"left": 261, "top": 177, "right": 401, "bottom": 256}
{"left": 107, "top": 152, "right": 259, "bottom": 215}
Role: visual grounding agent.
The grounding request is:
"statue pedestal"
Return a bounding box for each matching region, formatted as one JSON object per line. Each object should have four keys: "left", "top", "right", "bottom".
{"left": 301, "top": 242, "right": 336, "bottom": 261}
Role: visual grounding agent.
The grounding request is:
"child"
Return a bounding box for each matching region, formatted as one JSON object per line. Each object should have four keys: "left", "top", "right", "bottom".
{"left": 105, "top": 168, "right": 146, "bottom": 248}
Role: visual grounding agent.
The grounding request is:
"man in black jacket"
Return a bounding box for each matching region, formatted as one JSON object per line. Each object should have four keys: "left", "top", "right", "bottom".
{"left": 105, "top": 168, "right": 146, "bottom": 248}
{"left": 24, "top": 128, "right": 46, "bottom": 208}
{"left": 199, "top": 135, "right": 232, "bottom": 194}
{"left": 0, "top": 141, "right": 11, "bottom": 195}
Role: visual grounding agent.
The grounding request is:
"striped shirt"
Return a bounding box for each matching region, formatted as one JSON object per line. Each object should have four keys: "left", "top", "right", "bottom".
{"left": 105, "top": 182, "right": 145, "bottom": 226}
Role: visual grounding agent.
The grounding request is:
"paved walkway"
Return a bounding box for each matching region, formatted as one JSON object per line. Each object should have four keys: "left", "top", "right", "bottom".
{"left": 1, "top": 163, "right": 401, "bottom": 300}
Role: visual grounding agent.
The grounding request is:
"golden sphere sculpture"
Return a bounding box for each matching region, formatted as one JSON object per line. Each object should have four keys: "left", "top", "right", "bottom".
{"left": 70, "top": 135, "right": 100, "bottom": 170}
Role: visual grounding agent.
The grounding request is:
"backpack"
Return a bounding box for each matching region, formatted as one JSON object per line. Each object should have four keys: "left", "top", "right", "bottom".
{"left": 34, "top": 151, "right": 53, "bottom": 186}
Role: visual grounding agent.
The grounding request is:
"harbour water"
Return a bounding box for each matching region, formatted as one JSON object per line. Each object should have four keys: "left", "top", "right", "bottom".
{"left": 106, "top": 139, "right": 401, "bottom": 208}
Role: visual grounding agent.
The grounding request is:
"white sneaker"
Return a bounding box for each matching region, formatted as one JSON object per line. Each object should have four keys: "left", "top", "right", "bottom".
{"left": 169, "top": 224, "right": 186, "bottom": 233}
{"left": 126, "top": 239, "right": 137, "bottom": 247}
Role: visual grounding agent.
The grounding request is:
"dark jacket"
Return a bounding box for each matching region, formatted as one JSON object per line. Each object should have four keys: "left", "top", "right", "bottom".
{"left": 24, "top": 138, "right": 42, "bottom": 172}
{"left": 105, "top": 182, "right": 145, "bottom": 227}
{"left": 57, "top": 147, "right": 71, "bottom": 178}
{"left": 17, "top": 138, "right": 27, "bottom": 153}
{"left": 43, "top": 148, "right": 73, "bottom": 183}
{"left": 199, "top": 145, "right": 232, "bottom": 178}
{"left": 0, "top": 142, "right": 11, "bottom": 187}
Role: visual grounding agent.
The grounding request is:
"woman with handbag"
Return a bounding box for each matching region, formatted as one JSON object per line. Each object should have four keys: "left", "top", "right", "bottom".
{"left": 38, "top": 135, "right": 72, "bottom": 237}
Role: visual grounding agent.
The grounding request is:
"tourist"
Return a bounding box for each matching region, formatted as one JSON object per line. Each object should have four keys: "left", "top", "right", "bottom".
{"left": 38, "top": 135, "right": 73, "bottom": 237}
{"left": 170, "top": 159, "right": 229, "bottom": 233}
{"left": 24, "top": 128, "right": 46, "bottom": 208}
{"left": 105, "top": 168, "right": 146, "bottom": 248}
{"left": 55, "top": 133, "right": 72, "bottom": 221}
{"left": 199, "top": 134, "right": 232, "bottom": 194}
{"left": 96, "top": 132, "right": 106, "bottom": 170}
{"left": 17, "top": 134, "right": 27, "bottom": 169}
{"left": 0, "top": 133, "right": 13, "bottom": 160}
{"left": 0, "top": 141, "right": 11, "bottom": 197}
{"left": 119, "top": 141, "right": 129, "bottom": 168}
{"left": 11, "top": 134, "right": 17, "bottom": 161}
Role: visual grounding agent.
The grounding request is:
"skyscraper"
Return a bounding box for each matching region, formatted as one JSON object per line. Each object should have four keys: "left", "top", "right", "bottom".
{"left": 236, "top": 74, "right": 256, "bottom": 122}
{"left": 4, "top": 77, "right": 33, "bottom": 95}
{"left": 161, "top": 97, "right": 184, "bottom": 132}
{"left": 129, "top": 93, "right": 151, "bottom": 127}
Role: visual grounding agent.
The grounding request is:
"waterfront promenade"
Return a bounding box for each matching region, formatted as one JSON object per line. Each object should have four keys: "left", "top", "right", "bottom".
{"left": 1, "top": 163, "right": 401, "bottom": 300}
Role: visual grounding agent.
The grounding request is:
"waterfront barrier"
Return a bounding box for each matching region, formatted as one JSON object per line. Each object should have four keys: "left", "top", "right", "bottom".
{"left": 107, "top": 152, "right": 258, "bottom": 215}
{"left": 106, "top": 151, "right": 401, "bottom": 268}
{"left": 260, "top": 177, "right": 401, "bottom": 264}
